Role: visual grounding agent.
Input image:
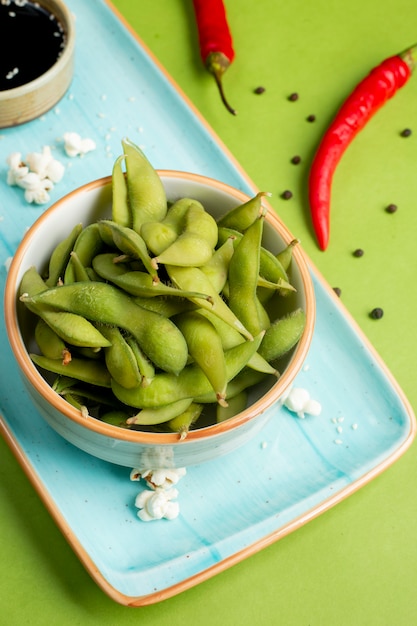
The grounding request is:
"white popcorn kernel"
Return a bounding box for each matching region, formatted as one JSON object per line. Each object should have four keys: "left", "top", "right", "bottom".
{"left": 141, "top": 467, "right": 186, "bottom": 490}
{"left": 282, "top": 386, "right": 322, "bottom": 419}
{"left": 303, "top": 398, "right": 322, "bottom": 417}
{"left": 135, "top": 488, "right": 180, "bottom": 521}
{"left": 25, "top": 145, "right": 65, "bottom": 183}
{"left": 63, "top": 132, "right": 96, "bottom": 157}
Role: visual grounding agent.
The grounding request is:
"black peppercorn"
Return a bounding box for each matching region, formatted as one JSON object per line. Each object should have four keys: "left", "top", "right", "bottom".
{"left": 306, "top": 114, "right": 316, "bottom": 122}
{"left": 281, "top": 190, "right": 293, "bottom": 200}
{"left": 400, "top": 128, "right": 412, "bottom": 137}
{"left": 370, "top": 307, "right": 384, "bottom": 319}
{"left": 333, "top": 287, "right": 342, "bottom": 297}
{"left": 386, "top": 203, "right": 398, "bottom": 213}
{"left": 291, "top": 155, "right": 301, "bottom": 165}
{"left": 288, "top": 92, "right": 299, "bottom": 101}
{"left": 254, "top": 86, "right": 265, "bottom": 94}
{"left": 353, "top": 248, "right": 364, "bottom": 257}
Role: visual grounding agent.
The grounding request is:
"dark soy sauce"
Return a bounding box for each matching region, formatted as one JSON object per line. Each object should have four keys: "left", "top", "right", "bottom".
{"left": 0, "top": 1, "right": 66, "bottom": 91}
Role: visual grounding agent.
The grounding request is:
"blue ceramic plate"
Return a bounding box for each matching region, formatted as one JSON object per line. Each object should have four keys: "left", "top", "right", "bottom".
{"left": 0, "top": 0, "right": 415, "bottom": 606}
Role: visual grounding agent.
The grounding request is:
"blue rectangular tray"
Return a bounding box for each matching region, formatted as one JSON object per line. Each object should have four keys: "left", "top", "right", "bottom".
{"left": 0, "top": 0, "right": 414, "bottom": 606}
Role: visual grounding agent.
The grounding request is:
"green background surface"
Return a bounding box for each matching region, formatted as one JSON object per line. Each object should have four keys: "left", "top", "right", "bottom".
{"left": 2, "top": 0, "right": 417, "bottom": 623}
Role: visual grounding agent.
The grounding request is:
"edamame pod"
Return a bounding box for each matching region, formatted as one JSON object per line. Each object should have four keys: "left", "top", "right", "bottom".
{"left": 100, "top": 325, "right": 142, "bottom": 389}
{"left": 217, "top": 191, "right": 270, "bottom": 231}
{"left": 175, "top": 311, "right": 228, "bottom": 406}
{"left": 217, "top": 226, "right": 290, "bottom": 285}
{"left": 111, "top": 332, "right": 264, "bottom": 408}
{"left": 151, "top": 202, "right": 217, "bottom": 268}
{"left": 140, "top": 197, "right": 192, "bottom": 255}
{"left": 111, "top": 154, "right": 131, "bottom": 227}
{"left": 165, "top": 402, "right": 203, "bottom": 438}
{"left": 127, "top": 398, "right": 193, "bottom": 426}
{"left": 34, "top": 318, "right": 70, "bottom": 362}
{"left": 276, "top": 239, "right": 299, "bottom": 272}
{"left": 31, "top": 353, "right": 112, "bottom": 387}
{"left": 69, "top": 251, "right": 90, "bottom": 283}
{"left": 200, "top": 236, "right": 235, "bottom": 293}
{"left": 167, "top": 265, "right": 253, "bottom": 340}
{"left": 195, "top": 367, "right": 268, "bottom": 403}
{"left": 124, "top": 335, "right": 155, "bottom": 387}
{"left": 121, "top": 137, "right": 167, "bottom": 232}
{"left": 227, "top": 215, "right": 265, "bottom": 336}
{"left": 45, "top": 223, "right": 83, "bottom": 287}
{"left": 100, "top": 410, "right": 131, "bottom": 428}
{"left": 64, "top": 223, "right": 104, "bottom": 284}
{"left": 97, "top": 220, "right": 158, "bottom": 282}
{"left": 216, "top": 390, "right": 247, "bottom": 422}
{"left": 195, "top": 308, "right": 277, "bottom": 375}
{"left": 92, "top": 253, "right": 211, "bottom": 300}
{"left": 20, "top": 267, "right": 112, "bottom": 348}
{"left": 25, "top": 281, "right": 189, "bottom": 375}
{"left": 258, "top": 308, "right": 306, "bottom": 362}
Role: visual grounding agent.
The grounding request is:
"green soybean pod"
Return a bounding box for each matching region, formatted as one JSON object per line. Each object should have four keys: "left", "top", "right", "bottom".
{"left": 30, "top": 353, "right": 112, "bottom": 387}
{"left": 112, "top": 154, "right": 131, "bottom": 227}
{"left": 152, "top": 202, "right": 217, "bottom": 268}
{"left": 111, "top": 331, "right": 264, "bottom": 409}
{"left": 175, "top": 310, "right": 228, "bottom": 406}
{"left": 140, "top": 197, "right": 192, "bottom": 255}
{"left": 45, "top": 222, "right": 83, "bottom": 287}
{"left": 26, "top": 281, "right": 189, "bottom": 375}
{"left": 121, "top": 137, "right": 167, "bottom": 232}
{"left": 227, "top": 215, "right": 264, "bottom": 337}
{"left": 35, "top": 318, "right": 68, "bottom": 361}
{"left": 217, "top": 191, "right": 270, "bottom": 231}
{"left": 276, "top": 238, "right": 299, "bottom": 272}
{"left": 20, "top": 267, "right": 112, "bottom": 349}
{"left": 132, "top": 295, "right": 196, "bottom": 318}
{"left": 217, "top": 226, "right": 290, "bottom": 285}
{"left": 97, "top": 220, "right": 158, "bottom": 283}
{"left": 127, "top": 398, "right": 194, "bottom": 426}
{"left": 194, "top": 367, "right": 268, "bottom": 403}
{"left": 216, "top": 390, "right": 247, "bottom": 422}
{"left": 196, "top": 308, "right": 277, "bottom": 376}
{"left": 165, "top": 402, "right": 203, "bottom": 438}
{"left": 69, "top": 251, "right": 90, "bottom": 282}
{"left": 167, "top": 265, "right": 253, "bottom": 340}
{"left": 100, "top": 325, "right": 142, "bottom": 389}
{"left": 64, "top": 223, "right": 104, "bottom": 284}
{"left": 200, "top": 235, "right": 235, "bottom": 293}
{"left": 100, "top": 410, "right": 132, "bottom": 428}
{"left": 92, "top": 253, "right": 211, "bottom": 301}
{"left": 124, "top": 335, "right": 155, "bottom": 388}
{"left": 258, "top": 308, "right": 306, "bottom": 362}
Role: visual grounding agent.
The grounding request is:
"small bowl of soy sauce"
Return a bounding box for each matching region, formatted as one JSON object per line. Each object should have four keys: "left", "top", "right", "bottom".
{"left": 0, "top": 0, "right": 75, "bottom": 128}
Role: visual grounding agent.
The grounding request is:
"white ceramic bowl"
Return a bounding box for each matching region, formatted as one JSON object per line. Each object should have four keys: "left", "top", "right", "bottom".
{"left": 4, "top": 172, "right": 315, "bottom": 469}
{"left": 0, "top": 0, "right": 75, "bottom": 128}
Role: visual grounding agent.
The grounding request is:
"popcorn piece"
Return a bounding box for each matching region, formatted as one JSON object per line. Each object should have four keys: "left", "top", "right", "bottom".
{"left": 281, "top": 386, "right": 322, "bottom": 419}
{"left": 6, "top": 152, "right": 29, "bottom": 186}
{"left": 130, "top": 467, "right": 186, "bottom": 490}
{"left": 135, "top": 488, "right": 180, "bottom": 522}
{"left": 26, "top": 145, "right": 65, "bottom": 183}
{"left": 63, "top": 132, "right": 96, "bottom": 157}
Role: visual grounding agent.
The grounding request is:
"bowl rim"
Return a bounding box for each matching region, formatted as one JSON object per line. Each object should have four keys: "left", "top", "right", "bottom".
{"left": 4, "top": 171, "right": 316, "bottom": 445}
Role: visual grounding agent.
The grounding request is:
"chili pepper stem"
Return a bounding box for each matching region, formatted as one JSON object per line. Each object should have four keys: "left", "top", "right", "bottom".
{"left": 400, "top": 43, "right": 417, "bottom": 71}
{"left": 206, "top": 52, "right": 237, "bottom": 115}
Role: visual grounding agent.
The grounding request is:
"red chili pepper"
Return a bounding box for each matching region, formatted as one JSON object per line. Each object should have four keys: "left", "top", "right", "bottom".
{"left": 192, "top": 0, "right": 236, "bottom": 115}
{"left": 309, "top": 44, "right": 417, "bottom": 250}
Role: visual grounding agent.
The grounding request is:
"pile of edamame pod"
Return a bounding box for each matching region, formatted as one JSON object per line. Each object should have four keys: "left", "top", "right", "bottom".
{"left": 19, "top": 138, "right": 306, "bottom": 438}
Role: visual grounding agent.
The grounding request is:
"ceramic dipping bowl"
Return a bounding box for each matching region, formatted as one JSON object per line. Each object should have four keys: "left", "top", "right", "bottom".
{"left": 4, "top": 172, "right": 315, "bottom": 469}
{"left": 0, "top": 0, "right": 75, "bottom": 128}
